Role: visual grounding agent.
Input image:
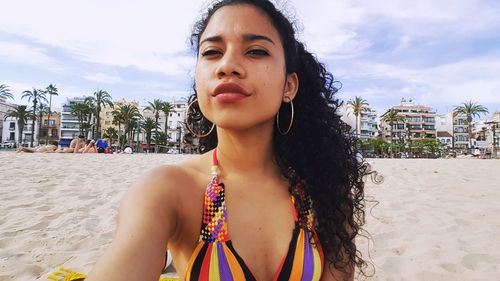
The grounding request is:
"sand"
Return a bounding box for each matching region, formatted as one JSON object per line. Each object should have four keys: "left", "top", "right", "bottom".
{"left": 0, "top": 152, "right": 499, "bottom": 281}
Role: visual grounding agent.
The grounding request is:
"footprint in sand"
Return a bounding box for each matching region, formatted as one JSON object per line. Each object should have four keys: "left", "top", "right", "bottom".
{"left": 461, "top": 253, "right": 496, "bottom": 271}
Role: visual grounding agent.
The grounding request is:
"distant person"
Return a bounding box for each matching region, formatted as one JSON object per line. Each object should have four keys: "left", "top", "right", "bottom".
{"left": 16, "top": 141, "right": 59, "bottom": 153}
{"left": 96, "top": 137, "right": 109, "bottom": 153}
{"left": 81, "top": 139, "right": 98, "bottom": 154}
{"left": 56, "top": 135, "right": 86, "bottom": 153}
{"left": 123, "top": 146, "right": 133, "bottom": 154}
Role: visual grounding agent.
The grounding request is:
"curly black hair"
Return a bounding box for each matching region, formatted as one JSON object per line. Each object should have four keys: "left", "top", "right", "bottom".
{"left": 186, "top": 0, "right": 368, "bottom": 278}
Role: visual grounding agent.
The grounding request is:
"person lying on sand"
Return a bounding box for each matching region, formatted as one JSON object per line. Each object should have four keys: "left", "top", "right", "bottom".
{"left": 56, "top": 135, "right": 86, "bottom": 153}
{"left": 16, "top": 141, "right": 59, "bottom": 153}
{"left": 80, "top": 139, "right": 97, "bottom": 154}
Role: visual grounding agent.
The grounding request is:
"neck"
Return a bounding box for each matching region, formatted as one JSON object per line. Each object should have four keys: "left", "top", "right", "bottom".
{"left": 215, "top": 122, "right": 280, "bottom": 178}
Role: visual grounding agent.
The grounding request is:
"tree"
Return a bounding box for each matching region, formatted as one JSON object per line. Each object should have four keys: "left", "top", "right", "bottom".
{"left": 22, "top": 88, "right": 48, "bottom": 147}
{"left": 104, "top": 127, "right": 118, "bottom": 148}
{"left": 0, "top": 84, "right": 14, "bottom": 100}
{"left": 44, "top": 84, "right": 58, "bottom": 144}
{"left": 142, "top": 117, "right": 159, "bottom": 152}
{"left": 71, "top": 102, "right": 92, "bottom": 136}
{"left": 83, "top": 97, "right": 97, "bottom": 138}
{"left": 453, "top": 101, "right": 489, "bottom": 150}
{"left": 112, "top": 108, "right": 125, "bottom": 148}
{"left": 5, "top": 105, "right": 31, "bottom": 145}
{"left": 86, "top": 90, "right": 113, "bottom": 139}
{"left": 113, "top": 104, "right": 142, "bottom": 149}
{"left": 145, "top": 99, "right": 164, "bottom": 137}
{"left": 36, "top": 103, "right": 49, "bottom": 144}
{"left": 347, "top": 96, "right": 369, "bottom": 137}
{"left": 161, "top": 102, "right": 175, "bottom": 133}
{"left": 380, "top": 108, "right": 405, "bottom": 157}
{"left": 153, "top": 131, "right": 169, "bottom": 152}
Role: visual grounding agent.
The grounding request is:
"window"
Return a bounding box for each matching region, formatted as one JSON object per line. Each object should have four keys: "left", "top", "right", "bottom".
{"left": 177, "top": 113, "right": 180, "bottom": 117}
{"left": 51, "top": 129, "right": 58, "bottom": 137}
{"left": 9, "top": 122, "right": 15, "bottom": 129}
{"left": 44, "top": 120, "right": 55, "bottom": 126}
{"left": 9, "top": 132, "right": 15, "bottom": 141}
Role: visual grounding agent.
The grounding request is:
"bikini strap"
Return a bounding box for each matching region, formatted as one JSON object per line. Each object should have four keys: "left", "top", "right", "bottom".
{"left": 211, "top": 148, "right": 219, "bottom": 178}
{"left": 199, "top": 148, "right": 228, "bottom": 243}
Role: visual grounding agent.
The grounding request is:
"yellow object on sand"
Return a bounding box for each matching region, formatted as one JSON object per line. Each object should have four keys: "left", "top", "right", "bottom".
{"left": 47, "top": 267, "right": 86, "bottom": 281}
{"left": 47, "top": 267, "right": 179, "bottom": 281}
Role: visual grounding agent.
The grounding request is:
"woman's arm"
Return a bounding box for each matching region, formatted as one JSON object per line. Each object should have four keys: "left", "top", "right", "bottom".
{"left": 86, "top": 166, "right": 180, "bottom": 281}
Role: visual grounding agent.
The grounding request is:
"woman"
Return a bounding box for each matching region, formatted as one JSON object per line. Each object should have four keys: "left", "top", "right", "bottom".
{"left": 87, "top": 1, "right": 367, "bottom": 280}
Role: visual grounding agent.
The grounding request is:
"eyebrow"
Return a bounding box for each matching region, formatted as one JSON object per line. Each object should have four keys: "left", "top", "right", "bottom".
{"left": 199, "top": 33, "right": 276, "bottom": 46}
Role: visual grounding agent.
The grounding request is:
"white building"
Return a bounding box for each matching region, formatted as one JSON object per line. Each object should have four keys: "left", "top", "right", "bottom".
{"left": 453, "top": 113, "right": 470, "bottom": 149}
{"left": 436, "top": 131, "right": 453, "bottom": 148}
{"left": 435, "top": 112, "right": 453, "bottom": 136}
{"left": 2, "top": 117, "right": 38, "bottom": 147}
{"left": 165, "top": 100, "right": 188, "bottom": 146}
{"left": 0, "top": 98, "right": 16, "bottom": 144}
{"left": 60, "top": 97, "right": 87, "bottom": 146}
{"left": 338, "top": 104, "right": 378, "bottom": 140}
{"left": 380, "top": 99, "right": 436, "bottom": 143}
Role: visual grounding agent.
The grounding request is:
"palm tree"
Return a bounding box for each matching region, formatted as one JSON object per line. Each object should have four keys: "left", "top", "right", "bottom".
{"left": 71, "top": 102, "right": 92, "bottom": 136}
{"left": 36, "top": 103, "right": 49, "bottom": 144}
{"left": 112, "top": 108, "right": 125, "bottom": 148}
{"left": 347, "top": 96, "right": 369, "bottom": 137}
{"left": 161, "top": 102, "right": 175, "bottom": 133}
{"left": 114, "top": 104, "right": 142, "bottom": 149}
{"left": 129, "top": 118, "right": 142, "bottom": 149}
{"left": 22, "top": 88, "right": 48, "bottom": 146}
{"left": 153, "top": 131, "right": 169, "bottom": 152}
{"left": 92, "top": 90, "right": 113, "bottom": 139}
{"left": 104, "top": 127, "right": 118, "bottom": 148}
{"left": 145, "top": 99, "right": 164, "bottom": 136}
{"left": 381, "top": 108, "right": 405, "bottom": 157}
{"left": 83, "top": 97, "right": 98, "bottom": 137}
{"left": 142, "top": 117, "right": 159, "bottom": 152}
{"left": 44, "top": 84, "right": 58, "bottom": 144}
{"left": 0, "top": 84, "right": 14, "bottom": 100}
{"left": 453, "top": 101, "right": 489, "bottom": 150}
{"left": 4, "top": 105, "right": 31, "bottom": 145}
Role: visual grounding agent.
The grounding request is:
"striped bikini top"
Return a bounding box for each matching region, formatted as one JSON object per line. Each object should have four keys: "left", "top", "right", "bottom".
{"left": 184, "top": 149, "right": 324, "bottom": 281}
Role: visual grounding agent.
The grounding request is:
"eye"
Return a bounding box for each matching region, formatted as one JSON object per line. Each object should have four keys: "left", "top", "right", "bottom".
{"left": 247, "top": 49, "right": 269, "bottom": 56}
{"left": 201, "top": 49, "right": 222, "bottom": 57}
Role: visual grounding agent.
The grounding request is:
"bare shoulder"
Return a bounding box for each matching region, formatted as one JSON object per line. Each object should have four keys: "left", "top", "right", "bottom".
{"left": 119, "top": 154, "right": 211, "bottom": 230}
{"left": 120, "top": 163, "right": 196, "bottom": 220}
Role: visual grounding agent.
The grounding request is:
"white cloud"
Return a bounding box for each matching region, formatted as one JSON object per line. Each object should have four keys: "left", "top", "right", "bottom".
{"left": 0, "top": 0, "right": 203, "bottom": 75}
{"left": 339, "top": 56, "right": 500, "bottom": 113}
{"left": 0, "top": 41, "right": 65, "bottom": 73}
{"left": 84, "top": 73, "right": 123, "bottom": 84}
{"left": 1, "top": 0, "right": 499, "bottom": 115}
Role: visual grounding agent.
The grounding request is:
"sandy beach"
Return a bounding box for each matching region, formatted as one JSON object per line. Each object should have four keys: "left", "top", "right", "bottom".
{"left": 0, "top": 152, "right": 499, "bottom": 281}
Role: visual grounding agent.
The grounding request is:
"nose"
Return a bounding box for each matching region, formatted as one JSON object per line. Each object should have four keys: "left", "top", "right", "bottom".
{"left": 215, "top": 49, "right": 245, "bottom": 79}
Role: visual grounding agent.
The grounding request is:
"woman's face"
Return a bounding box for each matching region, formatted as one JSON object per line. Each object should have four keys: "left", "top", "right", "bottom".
{"left": 195, "top": 4, "right": 298, "bottom": 132}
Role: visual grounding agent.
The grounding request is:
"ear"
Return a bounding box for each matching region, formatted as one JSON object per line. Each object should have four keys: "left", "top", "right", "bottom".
{"left": 283, "top": 72, "right": 299, "bottom": 102}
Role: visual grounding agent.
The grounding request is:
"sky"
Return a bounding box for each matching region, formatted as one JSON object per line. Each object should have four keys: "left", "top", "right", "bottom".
{"left": 1, "top": 0, "right": 499, "bottom": 118}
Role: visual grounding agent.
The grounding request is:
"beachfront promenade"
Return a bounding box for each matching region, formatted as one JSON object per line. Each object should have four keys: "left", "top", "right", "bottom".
{"left": 0, "top": 152, "right": 499, "bottom": 280}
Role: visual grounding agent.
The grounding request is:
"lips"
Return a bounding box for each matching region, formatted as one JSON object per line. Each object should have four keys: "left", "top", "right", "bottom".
{"left": 213, "top": 83, "right": 250, "bottom": 96}
{"left": 213, "top": 82, "right": 250, "bottom": 103}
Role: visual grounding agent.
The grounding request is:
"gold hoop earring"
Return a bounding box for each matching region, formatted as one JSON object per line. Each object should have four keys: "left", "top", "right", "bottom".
{"left": 276, "top": 100, "right": 294, "bottom": 135}
{"left": 184, "top": 99, "right": 215, "bottom": 138}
